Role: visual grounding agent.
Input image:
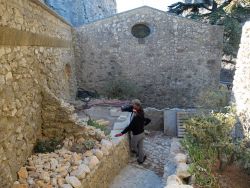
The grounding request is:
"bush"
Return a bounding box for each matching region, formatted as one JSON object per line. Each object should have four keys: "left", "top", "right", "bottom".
{"left": 33, "top": 138, "right": 63, "bottom": 153}
{"left": 103, "top": 78, "right": 140, "bottom": 99}
{"left": 181, "top": 108, "right": 236, "bottom": 187}
{"left": 197, "top": 86, "right": 230, "bottom": 110}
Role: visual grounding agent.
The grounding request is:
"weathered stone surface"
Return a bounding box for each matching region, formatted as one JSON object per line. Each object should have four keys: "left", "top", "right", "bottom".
{"left": 65, "top": 176, "right": 81, "bottom": 188}
{"left": 175, "top": 153, "right": 187, "bottom": 164}
{"left": 93, "top": 149, "right": 104, "bottom": 160}
{"left": 17, "top": 167, "right": 28, "bottom": 179}
{"left": 70, "top": 164, "right": 90, "bottom": 179}
{"left": 233, "top": 21, "right": 250, "bottom": 139}
{"left": 167, "top": 175, "right": 183, "bottom": 185}
{"left": 12, "top": 183, "right": 29, "bottom": 188}
{"left": 86, "top": 156, "right": 100, "bottom": 170}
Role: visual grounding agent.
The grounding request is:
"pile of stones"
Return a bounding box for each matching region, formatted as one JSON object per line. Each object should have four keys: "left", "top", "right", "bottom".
{"left": 13, "top": 137, "right": 114, "bottom": 188}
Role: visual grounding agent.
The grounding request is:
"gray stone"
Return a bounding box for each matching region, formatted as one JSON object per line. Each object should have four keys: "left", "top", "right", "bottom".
{"left": 65, "top": 176, "right": 82, "bottom": 188}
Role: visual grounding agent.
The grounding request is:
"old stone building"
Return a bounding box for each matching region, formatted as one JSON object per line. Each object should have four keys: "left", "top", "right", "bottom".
{"left": 74, "top": 6, "right": 224, "bottom": 108}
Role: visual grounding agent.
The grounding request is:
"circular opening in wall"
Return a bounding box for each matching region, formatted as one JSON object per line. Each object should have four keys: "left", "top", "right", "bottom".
{"left": 131, "top": 24, "right": 151, "bottom": 38}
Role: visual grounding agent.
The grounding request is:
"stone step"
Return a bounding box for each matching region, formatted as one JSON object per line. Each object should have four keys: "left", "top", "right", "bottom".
{"left": 95, "top": 119, "right": 110, "bottom": 126}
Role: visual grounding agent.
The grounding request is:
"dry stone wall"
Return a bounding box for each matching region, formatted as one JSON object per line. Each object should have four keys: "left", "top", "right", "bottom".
{"left": 233, "top": 21, "right": 250, "bottom": 139}
{"left": 0, "top": 0, "right": 77, "bottom": 186}
{"left": 74, "top": 6, "right": 224, "bottom": 108}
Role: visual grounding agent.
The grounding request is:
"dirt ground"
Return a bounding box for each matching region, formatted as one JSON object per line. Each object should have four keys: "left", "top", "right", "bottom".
{"left": 216, "top": 165, "right": 250, "bottom": 188}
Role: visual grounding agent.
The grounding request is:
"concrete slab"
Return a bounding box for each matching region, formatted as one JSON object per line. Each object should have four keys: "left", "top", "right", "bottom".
{"left": 117, "top": 115, "right": 129, "bottom": 122}
{"left": 113, "top": 122, "right": 128, "bottom": 130}
{"left": 164, "top": 109, "right": 177, "bottom": 136}
{"left": 110, "top": 108, "right": 122, "bottom": 117}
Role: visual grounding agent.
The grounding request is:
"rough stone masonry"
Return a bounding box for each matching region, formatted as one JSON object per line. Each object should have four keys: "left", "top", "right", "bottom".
{"left": 0, "top": 0, "right": 76, "bottom": 186}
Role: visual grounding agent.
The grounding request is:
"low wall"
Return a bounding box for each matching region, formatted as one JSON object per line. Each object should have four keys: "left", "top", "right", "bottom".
{"left": 232, "top": 21, "right": 250, "bottom": 139}
{"left": 81, "top": 139, "right": 129, "bottom": 188}
{"left": 0, "top": 0, "right": 76, "bottom": 186}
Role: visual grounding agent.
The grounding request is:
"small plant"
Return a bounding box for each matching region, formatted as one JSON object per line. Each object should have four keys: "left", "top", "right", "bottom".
{"left": 70, "top": 139, "right": 96, "bottom": 153}
{"left": 87, "top": 119, "right": 108, "bottom": 135}
{"left": 33, "top": 138, "right": 63, "bottom": 153}
{"left": 83, "top": 140, "right": 95, "bottom": 150}
{"left": 103, "top": 78, "right": 140, "bottom": 99}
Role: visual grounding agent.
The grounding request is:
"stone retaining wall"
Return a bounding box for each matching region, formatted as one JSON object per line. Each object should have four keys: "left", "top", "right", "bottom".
{"left": 81, "top": 138, "right": 129, "bottom": 188}
{"left": 232, "top": 21, "right": 250, "bottom": 139}
{"left": 0, "top": 0, "right": 76, "bottom": 186}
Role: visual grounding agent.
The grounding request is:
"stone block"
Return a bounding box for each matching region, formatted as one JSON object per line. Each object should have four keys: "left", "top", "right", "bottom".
{"left": 176, "top": 163, "right": 191, "bottom": 178}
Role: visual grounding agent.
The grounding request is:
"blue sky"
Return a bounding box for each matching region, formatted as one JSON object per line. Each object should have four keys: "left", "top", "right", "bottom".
{"left": 116, "top": 0, "right": 181, "bottom": 12}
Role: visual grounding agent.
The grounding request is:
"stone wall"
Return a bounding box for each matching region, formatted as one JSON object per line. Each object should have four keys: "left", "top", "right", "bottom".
{"left": 41, "top": 88, "right": 106, "bottom": 141}
{"left": 232, "top": 21, "right": 250, "bottom": 139}
{"left": 74, "top": 6, "right": 224, "bottom": 108}
{"left": 0, "top": 0, "right": 77, "bottom": 186}
{"left": 44, "top": 0, "right": 117, "bottom": 26}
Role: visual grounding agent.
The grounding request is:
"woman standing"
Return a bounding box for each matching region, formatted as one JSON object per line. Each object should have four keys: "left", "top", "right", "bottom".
{"left": 115, "top": 99, "right": 147, "bottom": 164}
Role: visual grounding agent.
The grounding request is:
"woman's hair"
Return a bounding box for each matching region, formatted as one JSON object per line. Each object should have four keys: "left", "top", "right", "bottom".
{"left": 132, "top": 99, "right": 141, "bottom": 107}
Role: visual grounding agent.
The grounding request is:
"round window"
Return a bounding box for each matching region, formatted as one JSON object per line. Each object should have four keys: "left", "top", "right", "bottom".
{"left": 131, "top": 24, "right": 151, "bottom": 38}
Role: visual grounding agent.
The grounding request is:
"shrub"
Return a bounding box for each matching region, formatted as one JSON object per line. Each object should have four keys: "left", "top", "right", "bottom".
{"left": 197, "top": 86, "right": 230, "bottom": 110}
{"left": 181, "top": 108, "right": 237, "bottom": 187}
{"left": 33, "top": 138, "right": 63, "bottom": 153}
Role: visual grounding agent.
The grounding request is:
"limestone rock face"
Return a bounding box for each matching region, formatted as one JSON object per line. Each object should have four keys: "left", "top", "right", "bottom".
{"left": 44, "top": 0, "right": 117, "bottom": 26}
{"left": 233, "top": 21, "right": 250, "bottom": 139}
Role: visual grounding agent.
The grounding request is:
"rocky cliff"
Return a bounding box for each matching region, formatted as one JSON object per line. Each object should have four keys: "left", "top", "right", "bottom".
{"left": 43, "top": 0, "right": 117, "bottom": 26}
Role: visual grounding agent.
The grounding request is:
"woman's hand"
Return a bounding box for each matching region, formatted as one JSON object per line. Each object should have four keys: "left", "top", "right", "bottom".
{"left": 115, "top": 133, "right": 123, "bottom": 137}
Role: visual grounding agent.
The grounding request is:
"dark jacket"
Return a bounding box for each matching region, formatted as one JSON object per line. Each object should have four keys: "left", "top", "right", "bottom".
{"left": 121, "top": 105, "right": 145, "bottom": 135}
